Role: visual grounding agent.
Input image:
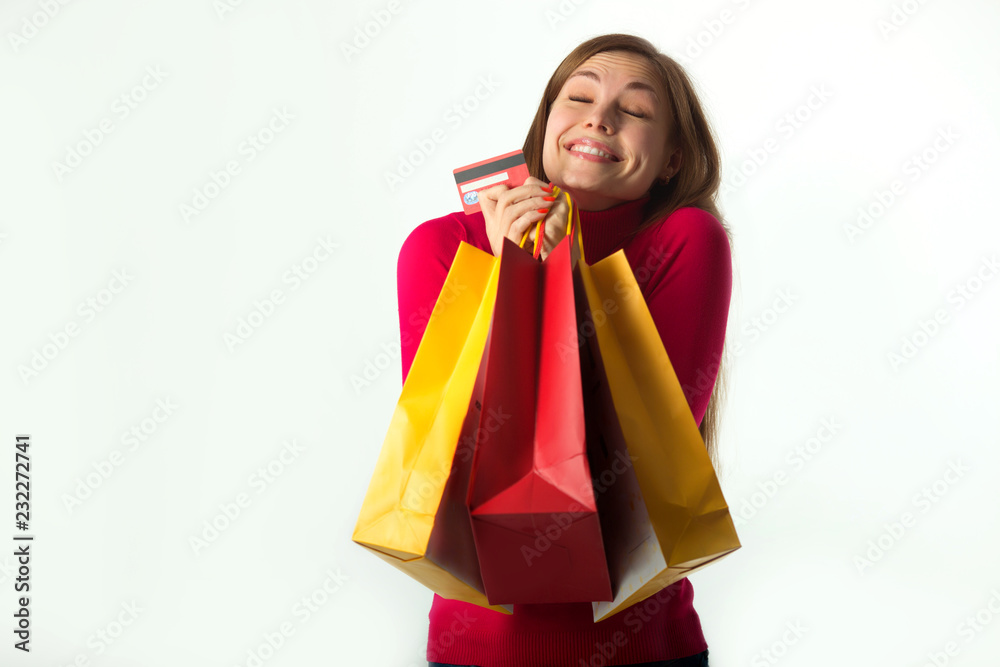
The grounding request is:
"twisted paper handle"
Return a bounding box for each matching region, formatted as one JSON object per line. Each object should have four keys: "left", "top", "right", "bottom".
{"left": 518, "top": 186, "right": 579, "bottom": 261}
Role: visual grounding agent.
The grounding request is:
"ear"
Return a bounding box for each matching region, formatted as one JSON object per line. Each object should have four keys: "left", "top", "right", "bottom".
{"left": 660, "top": 145, "right": 682, "bottom": 180}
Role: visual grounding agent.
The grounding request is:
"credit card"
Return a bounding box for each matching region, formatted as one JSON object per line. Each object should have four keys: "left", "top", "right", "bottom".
{"left": 452, "top": 149, "right": 529, "bottom": 215}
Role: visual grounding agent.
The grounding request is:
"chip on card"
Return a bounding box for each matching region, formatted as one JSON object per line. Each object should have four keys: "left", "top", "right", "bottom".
{"left": 453, "top": 150, "right": 530, "bottom": 215}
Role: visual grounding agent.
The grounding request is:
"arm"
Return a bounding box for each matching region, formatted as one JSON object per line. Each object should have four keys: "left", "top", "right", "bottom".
{"left": 397, "top": 215, "right": 466, "bottom": 384}
{"left": 639, "top": 208, "right": 733, "bottom": 427}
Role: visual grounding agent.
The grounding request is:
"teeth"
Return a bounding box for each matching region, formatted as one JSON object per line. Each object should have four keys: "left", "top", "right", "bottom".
{"left": 571, "top": 144, "right": 614, "bottom": 160}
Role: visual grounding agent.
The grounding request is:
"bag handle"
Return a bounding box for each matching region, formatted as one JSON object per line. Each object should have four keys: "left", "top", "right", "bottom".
{"left": 518, "top": 217, "right": 545, "bottom": 259}
{"left": 560, "top": 186, "right": 584, "bottom": 264}
{"left": 517, "top": 185, "right": 584, "bottom": 263}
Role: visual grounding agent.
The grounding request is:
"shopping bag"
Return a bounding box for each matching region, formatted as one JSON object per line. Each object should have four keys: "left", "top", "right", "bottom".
{"left": 562, "top": 188, "right": 741, "bottom": 622}
{"left": 466, "top": 207, "right": 613, "bottom": 606}
{"left": 352, "top": 241, "right": 511, "bottom": 614}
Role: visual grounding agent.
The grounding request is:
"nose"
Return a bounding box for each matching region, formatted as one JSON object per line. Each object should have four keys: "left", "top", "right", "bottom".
{"left": 583, "top": 101, "right": 615, "bottom": 134}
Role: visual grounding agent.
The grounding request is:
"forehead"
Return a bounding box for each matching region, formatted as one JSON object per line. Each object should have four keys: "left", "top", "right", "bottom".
{"left": 566, "top": 51, "right": 663, "bottom": 96}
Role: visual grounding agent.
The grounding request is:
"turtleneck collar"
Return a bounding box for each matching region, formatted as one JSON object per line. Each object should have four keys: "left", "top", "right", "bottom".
{"left": 574, "top": 193, "right": 651, "bottom": 262}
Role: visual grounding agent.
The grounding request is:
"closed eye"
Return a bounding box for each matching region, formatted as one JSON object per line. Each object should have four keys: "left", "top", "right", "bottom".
{"left": 568, "top": 96, "right": 646, "bottom": 119}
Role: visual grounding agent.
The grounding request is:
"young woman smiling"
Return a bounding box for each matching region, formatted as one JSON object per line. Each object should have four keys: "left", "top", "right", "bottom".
{"left": 397, "top": 33, "right": 734, "bottom": 667}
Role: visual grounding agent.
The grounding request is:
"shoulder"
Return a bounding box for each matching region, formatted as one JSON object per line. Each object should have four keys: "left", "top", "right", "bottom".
{"left": 650, "top": 206, "right": 729, "bottom": 250}
{"left": 635, "top": 206, "right": 732, "bottom": 269}
{"left": 400, "top": 210, "right": 468, "bottom": 254}
{"left": 398, "top": 210, "right": 487, "bottom": 269}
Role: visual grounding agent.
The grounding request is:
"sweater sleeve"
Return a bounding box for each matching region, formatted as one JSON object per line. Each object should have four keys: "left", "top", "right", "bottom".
{"left": 639, "top": 208, "right": 733, "bottom": 427}
{"left": 396, "top": 214, "right": 467, "bottom": 384}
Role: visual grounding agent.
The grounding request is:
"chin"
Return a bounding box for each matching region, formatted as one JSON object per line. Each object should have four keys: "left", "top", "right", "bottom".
{"left": 555, "top": 171, "right": 604, "bottom": 193}
{"left": 557, "top": 182, "right": 600, "bottom": 201}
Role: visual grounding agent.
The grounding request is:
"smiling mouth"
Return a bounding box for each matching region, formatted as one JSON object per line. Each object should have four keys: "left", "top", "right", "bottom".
{"left": 567, "top": 144, "right": 621, "bottom": 161}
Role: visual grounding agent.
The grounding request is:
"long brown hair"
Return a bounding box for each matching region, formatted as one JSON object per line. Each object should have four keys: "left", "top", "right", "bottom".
{"left": 522, "top": 33, "right": 733, "bottom": 470}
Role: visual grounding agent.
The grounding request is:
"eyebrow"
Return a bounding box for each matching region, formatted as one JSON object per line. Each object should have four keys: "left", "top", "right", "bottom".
{"left": 567, "top": 69, "right": 659, "bottom": 100}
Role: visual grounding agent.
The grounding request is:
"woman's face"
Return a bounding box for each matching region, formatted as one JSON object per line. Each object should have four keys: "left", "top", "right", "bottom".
{"left": 542, "top": 50, "right": 680, "bottom": 211}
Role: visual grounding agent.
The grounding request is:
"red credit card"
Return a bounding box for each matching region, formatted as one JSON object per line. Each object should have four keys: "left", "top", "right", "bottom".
{"left": 453, "top": 150, "right": 529, "bottom": 215}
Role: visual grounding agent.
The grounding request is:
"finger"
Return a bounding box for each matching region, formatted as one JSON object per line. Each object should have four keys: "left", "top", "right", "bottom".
{"left": 479, "top": 195, "right": 495, "bottom": 213}
{"left": 548, "top": 195, "right": 569, "bottom": 223}
{"left": 507, "top": 213, "right": 532, "bottom": 244}
{"left": 479, "top": 186, "right": 507, "bottom": 218}
{"left": 507, "top": 210, "right": 547, "bottom": 245}
{"left": 479, "top": 185, "right": 511, "bottom": 223}
{"left": 522, "top": 176, "right": 555, "bottom": 190}
{"left": 479, "top": 183, "right": 508, "bottom": 202}
{"left": 498, "top": 179, "right": 553, "bottom": 210}
{"left": 496, "top": 185, "right": 529, "bottom": 211}
{"left": 504, "top": 198, "right": 554, "bottom": 231}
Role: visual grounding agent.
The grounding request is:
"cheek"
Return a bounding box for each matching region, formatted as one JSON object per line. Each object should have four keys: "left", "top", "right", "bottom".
{"left": 547, "top": 105, "right": 577, "bottom": 134}
{"left": 543, "top": 114, "right": 563, "bottom": 147}
{"left": 632, "top": 129, "right": 665, "bottom": 169}
{"left": 541, "top": 117, "right": 564, "bottom": 164}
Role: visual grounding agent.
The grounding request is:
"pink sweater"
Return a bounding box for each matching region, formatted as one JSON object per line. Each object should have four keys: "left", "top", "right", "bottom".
{"left": 396, "top": 193, "right": 733, "bottom": 667}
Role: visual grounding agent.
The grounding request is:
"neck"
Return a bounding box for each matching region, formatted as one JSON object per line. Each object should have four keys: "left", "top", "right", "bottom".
{"left": 575, "top": 194, "right": 650, "bottom": 262}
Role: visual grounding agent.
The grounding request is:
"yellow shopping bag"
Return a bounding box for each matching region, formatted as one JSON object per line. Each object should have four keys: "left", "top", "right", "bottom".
{"left": 556, "top": 187, "right": 741, "bottom": 622}
{"left": 352, "top": 241, "right": 511, "bottom": 613}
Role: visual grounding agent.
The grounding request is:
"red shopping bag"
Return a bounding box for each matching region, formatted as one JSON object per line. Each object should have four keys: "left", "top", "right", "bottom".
{"left": 466, "top": 221, "right": 613, "bottom": 605}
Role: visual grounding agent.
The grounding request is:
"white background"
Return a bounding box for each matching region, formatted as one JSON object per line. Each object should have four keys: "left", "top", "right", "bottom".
{"left": 2, "top": 0, "right": 999, "bottom": 665}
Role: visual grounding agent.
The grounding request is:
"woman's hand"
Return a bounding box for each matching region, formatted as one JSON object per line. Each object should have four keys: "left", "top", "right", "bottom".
{"left": 479, "top": 177, "right": 570, "bottom": 261}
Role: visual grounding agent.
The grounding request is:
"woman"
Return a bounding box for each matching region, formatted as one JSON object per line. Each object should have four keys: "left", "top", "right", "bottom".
{"left": 397, "top": 33, "right": 733, "bottom": 667}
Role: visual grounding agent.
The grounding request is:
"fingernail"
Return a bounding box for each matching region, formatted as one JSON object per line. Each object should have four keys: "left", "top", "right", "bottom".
{"left": 541, "top": 184, "right": 553, "bottom": 192}
{"left": 537, "top": 207, "right": 549, "bottom": 214}
{"left": 542, "top": 195, "right": 556, "bottom": 201}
